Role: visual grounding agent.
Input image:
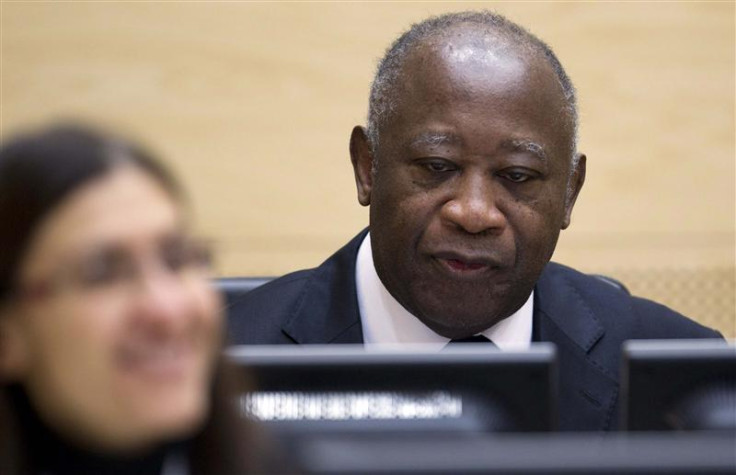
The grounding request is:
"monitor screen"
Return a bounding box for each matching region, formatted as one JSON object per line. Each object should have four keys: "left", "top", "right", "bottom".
{"left": 620, "top": 339, "right": 735, "bottom": 431}
{"left": 225, "top": 343, "right": 558, "bottom": 435}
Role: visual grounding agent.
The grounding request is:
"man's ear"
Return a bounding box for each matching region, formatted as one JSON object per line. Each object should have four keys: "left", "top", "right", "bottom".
{"left": 0, "top": 311, "right": 29, "bottom": 383}
{"left": 562, "top": 153, "right": 586, "bottom": 229}
{"left": 349, "top": 126, "right": 374, "bottom": 207}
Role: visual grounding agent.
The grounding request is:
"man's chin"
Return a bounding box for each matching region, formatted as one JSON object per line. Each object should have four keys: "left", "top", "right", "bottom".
{"left": 413, "top": 303, "right": 508, "bottom": 339}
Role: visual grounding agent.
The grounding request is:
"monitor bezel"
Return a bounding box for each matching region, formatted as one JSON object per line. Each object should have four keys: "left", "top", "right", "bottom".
{"left": 225, "top": 343, "right": 558, "bottom": 433}
{"left": 620, "top": 339, "right": 735, "bottom": 431}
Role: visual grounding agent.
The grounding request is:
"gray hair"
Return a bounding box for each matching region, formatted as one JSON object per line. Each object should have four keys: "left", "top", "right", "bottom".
{"left": 366, "top": 11, "right": 579, "bottom": 172}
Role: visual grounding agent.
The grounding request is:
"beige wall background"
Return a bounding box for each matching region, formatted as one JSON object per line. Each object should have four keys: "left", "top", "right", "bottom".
{"left": 1, "top": 1, "right": 734, "bottom": 336}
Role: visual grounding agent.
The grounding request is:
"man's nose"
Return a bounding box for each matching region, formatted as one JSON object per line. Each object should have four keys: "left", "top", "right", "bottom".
{"left": 440, "top": 173, "right": 507, "bottom": 234}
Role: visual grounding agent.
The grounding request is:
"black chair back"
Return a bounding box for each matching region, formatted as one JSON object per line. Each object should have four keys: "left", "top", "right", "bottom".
{"left": 214, "top": 277, "right": 273, "bottom": 309}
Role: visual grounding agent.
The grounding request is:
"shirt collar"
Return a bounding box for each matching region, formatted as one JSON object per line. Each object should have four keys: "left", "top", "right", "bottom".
{"left": 356, "top": 233, "right": 533, "bottom": 350}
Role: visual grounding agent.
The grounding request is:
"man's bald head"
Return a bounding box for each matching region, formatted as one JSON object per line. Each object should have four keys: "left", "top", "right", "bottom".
{"left": 367, "top": 11, "right": 578, "bottom": 164}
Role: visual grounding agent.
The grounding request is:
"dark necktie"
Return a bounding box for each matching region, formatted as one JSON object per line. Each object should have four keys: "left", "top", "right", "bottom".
{"left": 446, "top": 334, "right": 496, "bottom": 346}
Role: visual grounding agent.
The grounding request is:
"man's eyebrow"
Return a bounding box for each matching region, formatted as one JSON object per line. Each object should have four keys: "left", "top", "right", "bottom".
{"left": 409, "top": 132, "right": 461, "bottom": 148}
{"left": 504, "top": 139, "right": 548, "bottom": 162}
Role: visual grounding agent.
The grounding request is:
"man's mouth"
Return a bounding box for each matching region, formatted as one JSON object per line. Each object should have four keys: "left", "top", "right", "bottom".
{"left": 445, "top": 259, "right": 488, "bottom": 271}
{"left": 432, "top": 251, "right": 502, "bottom": 276}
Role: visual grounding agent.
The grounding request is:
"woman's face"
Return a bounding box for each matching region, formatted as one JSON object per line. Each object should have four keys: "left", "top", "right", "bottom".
{"left": 1, "top": 165, "right": 222, "bottom": 453}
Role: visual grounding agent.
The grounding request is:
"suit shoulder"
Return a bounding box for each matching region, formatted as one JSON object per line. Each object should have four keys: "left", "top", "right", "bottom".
{"left": 225, "top": 268, "right": 315, "bottom": 344}
{"left": 628, "top": 295, "right": 722, "bottom": 339}
{"left": 229, "top": 268, "right": 314, "bottom": 314}
{"left": 542, "top": 262, "right": 721, "bottom": 340}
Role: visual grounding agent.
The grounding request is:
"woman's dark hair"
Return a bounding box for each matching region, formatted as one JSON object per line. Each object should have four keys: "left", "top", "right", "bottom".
{"left": 0, "top": 123, "right": 282, "bottom": 474}
{"left": 0, "top": 123, "right": 181, "bottom": 301}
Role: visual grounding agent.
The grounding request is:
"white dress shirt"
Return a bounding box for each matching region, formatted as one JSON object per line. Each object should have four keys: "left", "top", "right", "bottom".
{"left": 355, "top": 233, "right": 533, "bottom": 351}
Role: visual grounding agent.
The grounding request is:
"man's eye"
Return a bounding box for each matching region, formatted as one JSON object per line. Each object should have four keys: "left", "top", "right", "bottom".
{"left": 423, "top": 161, "right": 455, "bottom": 173}
{"left": 501, "top": 170, "right": 532, "bottom": 183}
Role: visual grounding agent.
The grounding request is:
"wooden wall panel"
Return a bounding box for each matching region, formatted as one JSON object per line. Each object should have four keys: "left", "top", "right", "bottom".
{"left": 1, "top": 2, "right": 733, "bottom": 335}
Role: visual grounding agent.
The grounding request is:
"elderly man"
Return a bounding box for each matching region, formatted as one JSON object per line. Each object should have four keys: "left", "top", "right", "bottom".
{"left": 229, "top": 11, "right": 720, "bottom": 430}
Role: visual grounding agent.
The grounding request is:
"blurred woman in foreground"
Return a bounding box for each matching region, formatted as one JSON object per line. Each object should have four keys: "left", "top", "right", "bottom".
{"left": 0, "top": 124, "right": 274, "bottom": 474}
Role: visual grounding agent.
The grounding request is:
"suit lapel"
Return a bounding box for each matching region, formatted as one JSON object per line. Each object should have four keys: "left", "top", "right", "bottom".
{"left": 535, "top": 263, "right": 620, "bottom": 431}
{"left": 282, "top": 231, "right": 368, "bottom": 344}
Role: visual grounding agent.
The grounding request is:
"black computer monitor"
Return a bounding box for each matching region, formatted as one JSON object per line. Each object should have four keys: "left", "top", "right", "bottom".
{"left": 225, "top": 343, "right": 558, "bottom": 435}
{"left": 620, "top": 339, "right": 736, "bottom": 431}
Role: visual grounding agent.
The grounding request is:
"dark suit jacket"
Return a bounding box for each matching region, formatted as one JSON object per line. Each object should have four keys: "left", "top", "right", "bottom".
{"left": 227, "top": 230, "right": 722, "bottom": 431}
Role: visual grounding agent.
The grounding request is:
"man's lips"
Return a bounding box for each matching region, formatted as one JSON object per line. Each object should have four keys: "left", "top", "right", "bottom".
{"left": 445, "top": 259, "right": 487, "bottom": 271}
{"left": 432, "top": 251, "right": 504, "bottom": 274}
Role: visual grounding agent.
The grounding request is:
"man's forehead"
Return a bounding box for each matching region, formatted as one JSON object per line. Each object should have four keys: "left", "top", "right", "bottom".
{"left": 396, "top": 39, "right": 523, "bottom": 100}
{"left": 394, "top": 22, "right": 558, "bottom": 92}
{"left": 394, "top": 41, "right": 558, "bottom": 112}
{"left": 388, "top": 32, "right": 573, "bottom": 141}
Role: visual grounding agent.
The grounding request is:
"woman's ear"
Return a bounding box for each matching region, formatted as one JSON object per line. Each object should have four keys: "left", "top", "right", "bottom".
{"left": 0, "top": 310, "right": 28, "bottom": 382}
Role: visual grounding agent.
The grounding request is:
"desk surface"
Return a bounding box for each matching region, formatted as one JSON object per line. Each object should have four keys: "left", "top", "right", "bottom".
{"left": 293, "top": 432, "right": 736, "bottom": 474}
